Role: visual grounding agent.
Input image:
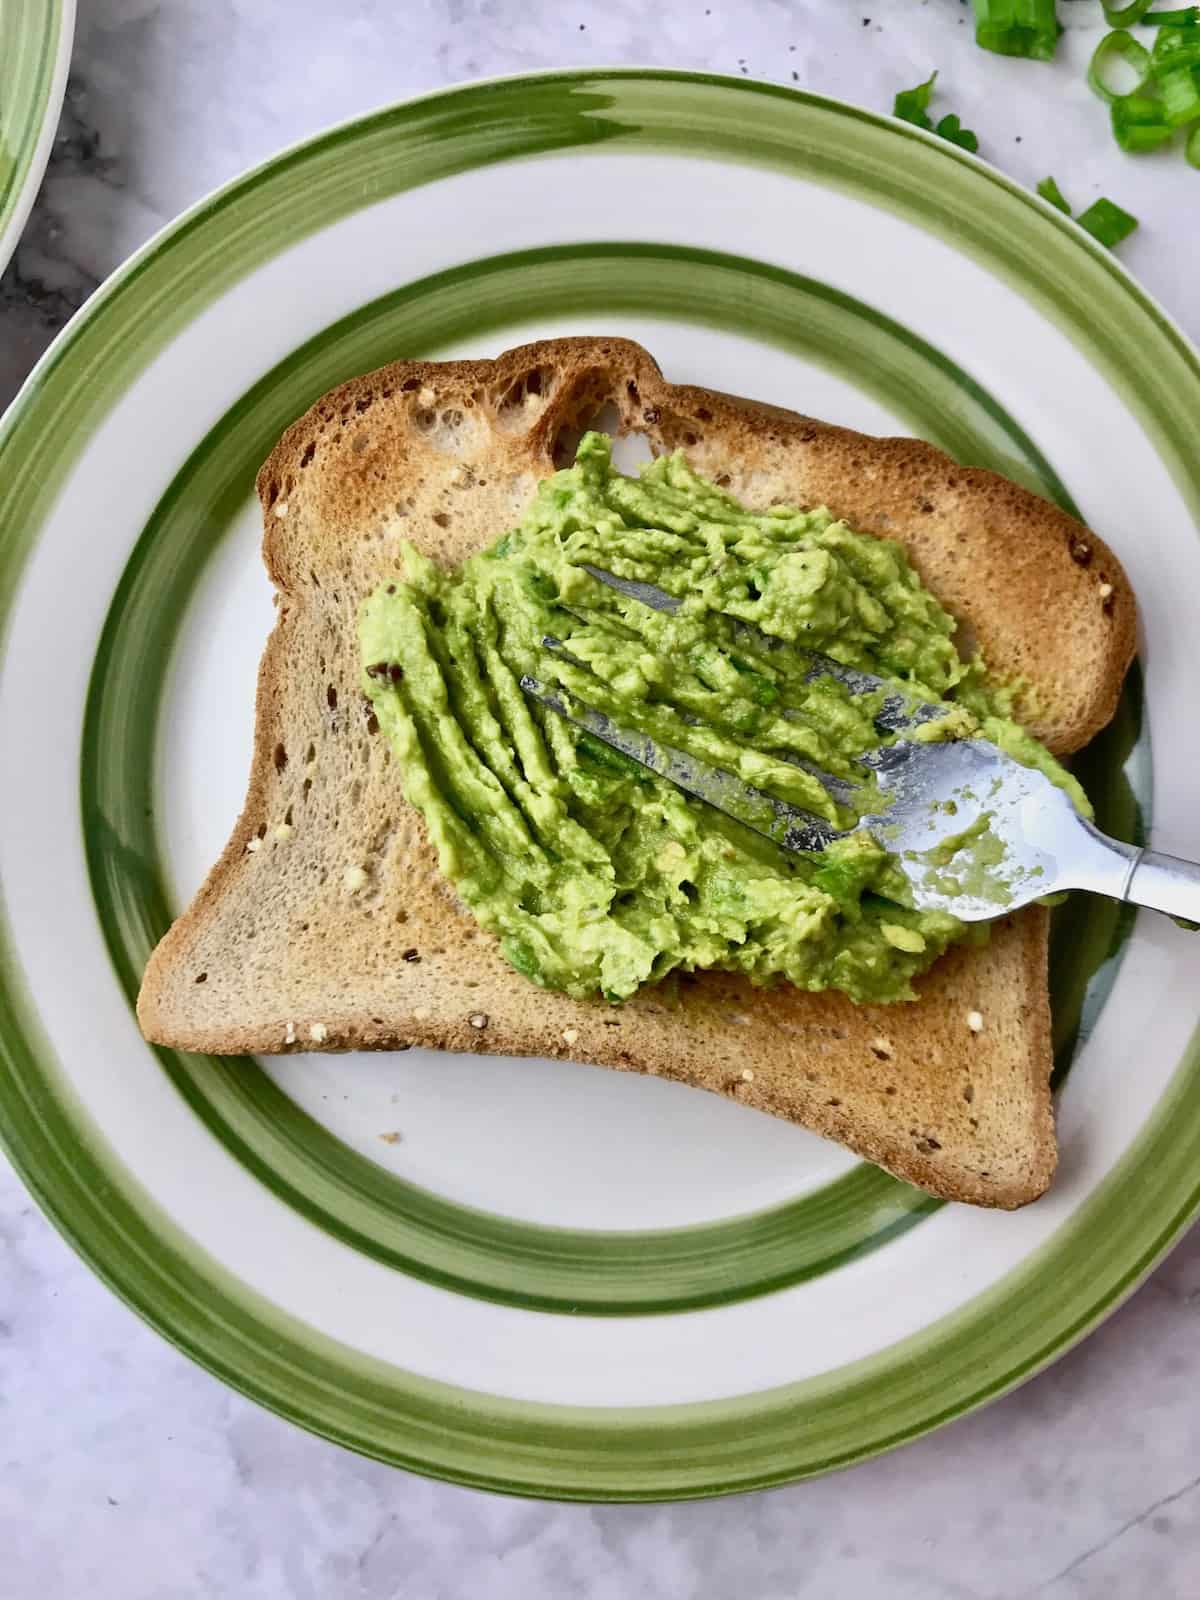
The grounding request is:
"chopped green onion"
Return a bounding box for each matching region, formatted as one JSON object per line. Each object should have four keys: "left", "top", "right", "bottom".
{"left": 892, "top": 75, "right": 980, "bottom": 151}
{"left": 1151, "top": 19, "right": 1200, "bottom": 65}
{"left": 1110, "top": 90, "right": 1175, "bottom": 147}
{"left": 1036, "top": 175, "right": 1072, "bottom": 212}
{"left": 1077, "top": 198, "right": 1139, "bottom": 247}
{"left": 1187, "top": 122, "right": 1200, "bottom": 163}
{"left": 1157, "top": 61, "right": 1200, "bottom": 121}
{"left": 935, "top": 111, "right": 980, "bottom": 151}
{"left": 972, "top": 0, "right": 1061, "bottom": 61}
{"left": 893, "top": 71, "right": 938, "bottom": 129}
{"left": 1142, "top": 6, "right": 1200, "bottom": 22}
{"left": 1034, "top": 179, "right": 1140, "bottom": 249}
{"left": 1103, "top": 0, "right": 1152, "bottom": 22}
{"left": 1088, "top": 30, "right": 1153, "bottom": 101}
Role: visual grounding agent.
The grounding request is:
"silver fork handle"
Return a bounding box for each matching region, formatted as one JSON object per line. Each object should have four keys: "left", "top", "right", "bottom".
{"left": 1123, "top": 848, "right": 1200, "bottom": 926}
{"left": 1063, "top": 824, "right": 1200, "bottom": 927}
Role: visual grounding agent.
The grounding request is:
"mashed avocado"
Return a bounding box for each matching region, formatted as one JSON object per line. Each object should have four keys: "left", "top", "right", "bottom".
{"left": 359, "top": 433, "right": 1083, "bottom": 1004}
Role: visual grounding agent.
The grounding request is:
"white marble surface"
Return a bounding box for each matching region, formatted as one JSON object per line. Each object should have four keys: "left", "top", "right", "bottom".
{"left": 2, "top": 2, "right": 1199, "bottom": 1594}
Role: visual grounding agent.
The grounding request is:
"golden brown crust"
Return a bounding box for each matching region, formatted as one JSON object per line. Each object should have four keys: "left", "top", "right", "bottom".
{"left": 138, "top": 336, "right": 1135, "bottom": 1208}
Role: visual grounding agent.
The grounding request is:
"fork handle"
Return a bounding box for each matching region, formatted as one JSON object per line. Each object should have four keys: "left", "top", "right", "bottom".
{"left": 1122, "top": 847, "right": 1200, "bottom": 926}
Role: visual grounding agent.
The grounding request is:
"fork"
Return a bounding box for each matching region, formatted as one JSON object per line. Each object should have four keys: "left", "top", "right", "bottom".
{"left": 520, "top": 566, "right": 1200, "bottom": 925}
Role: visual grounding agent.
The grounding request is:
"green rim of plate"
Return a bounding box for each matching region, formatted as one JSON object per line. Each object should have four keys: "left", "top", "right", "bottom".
{"left": 81, "top": 238, "right": 1145, "bottom": 1317}
{"left": 1, "top": 72, "right": 1198, "bottom": 1499}
{"left": 0, "top": 0, "right": 72, "bottom": 273}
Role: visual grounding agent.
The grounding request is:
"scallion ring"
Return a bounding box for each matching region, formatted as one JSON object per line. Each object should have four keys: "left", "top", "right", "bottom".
{"left": 1089, "top": 30, "right": 1154, "bottom": 102}
{"left": 1157, "top": 62, "right": 1200, "bottom": 123}
{"left": 1102, "top": 0, "right": 1153, "bottom": 23}
{"left": 972, "top": 0, "right": 1061, "bottom": 61}
{"left": 1110, "top": 91, "right": 1175, "bottom": 148}
{"left": 1151, "top": 20, "right": 1200, "bottom": 66}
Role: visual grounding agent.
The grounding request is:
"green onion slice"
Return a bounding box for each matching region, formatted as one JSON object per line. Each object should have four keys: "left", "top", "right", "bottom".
{"left": 1187, "top": 121, "right": 1200, "bottom": 164}
{"left": 1089, "top": 30, "right": 1153, "bottom": 100}
{"left": 893, "top": 71, "right": 937, "bottom": 129}
{"left": 1151, "top": 19, "right": 1200, "bottom": 65}
{"left": 1143, "top": 7, "right": 1200, "bottom": 23}
{"left": 1077, "top": 198, "right": 1140, "bottom": 247}
{"left": 972, "top": 0, "right": 1061, "bottom": 61}
{"left": 1157, "top": 61, "right": 1200, "bottom": 122}
{"left": 1110, "top": 90, "right": 1176, "bottom": 147}
{"left": 935, "top": 112, "right": 981, "bottom": 150}
{"left": 1036, "top": 175, "right": 1072, "bottom": 212}
{"left": 1103, "top": 0, "right": 1153, "bottom": 22}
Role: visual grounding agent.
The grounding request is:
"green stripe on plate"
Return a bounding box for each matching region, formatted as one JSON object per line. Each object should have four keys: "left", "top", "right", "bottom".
{"left": 0, "top": 73, "right": 1193, "bottom": 1496}
{"left": 82, "top": 240, "right": 1144, "bottom": 1315}
{"left": 4, "top": 932, "right": 1200, "bottom": 1500}
{"left": 0, "top": 1, "right": 69, "bottom": 261}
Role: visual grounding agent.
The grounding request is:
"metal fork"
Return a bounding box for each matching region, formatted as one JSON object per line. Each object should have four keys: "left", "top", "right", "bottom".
{"left": 520, "top": 566, "right": 1200, "bottom": 925}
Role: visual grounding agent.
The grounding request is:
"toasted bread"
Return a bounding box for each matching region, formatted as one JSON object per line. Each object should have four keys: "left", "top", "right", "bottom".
{"left": 137, "top": 338, "right": 1136, "bottom": 1207}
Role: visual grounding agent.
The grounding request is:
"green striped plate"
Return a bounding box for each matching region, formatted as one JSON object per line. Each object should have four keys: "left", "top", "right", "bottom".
{"left": 0, "top": 0, "right": 74, "bottom": 275}
{"left": 0, "top": 72, "right": 1197, "bottom": 1500}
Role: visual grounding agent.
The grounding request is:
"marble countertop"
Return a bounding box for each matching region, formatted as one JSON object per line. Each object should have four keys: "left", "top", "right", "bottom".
{"left": 3, "top": 3, "right": 1198, "bottom": 1595}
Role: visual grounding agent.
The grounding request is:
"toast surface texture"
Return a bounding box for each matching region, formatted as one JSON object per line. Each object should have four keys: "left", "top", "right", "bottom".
{"left": 138, "top": 338, "right": 1136, "bottom": 1207}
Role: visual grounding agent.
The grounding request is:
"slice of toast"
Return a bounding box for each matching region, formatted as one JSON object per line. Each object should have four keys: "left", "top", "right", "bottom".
{"left": 138, "top": 338, "right": 1136, "bottom": 1207}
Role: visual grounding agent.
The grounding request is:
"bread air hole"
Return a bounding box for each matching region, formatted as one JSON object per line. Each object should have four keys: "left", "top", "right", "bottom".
{"left": 551, "top": 402, "right": 653, "bottom": 473}
{"left": 494, "top": 366, "right": 555, "bottom": 433}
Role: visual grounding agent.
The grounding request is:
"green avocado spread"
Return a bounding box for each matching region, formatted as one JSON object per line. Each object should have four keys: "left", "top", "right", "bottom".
{"left": 359, "top": 433, "right": 1084, "bottom": 1004}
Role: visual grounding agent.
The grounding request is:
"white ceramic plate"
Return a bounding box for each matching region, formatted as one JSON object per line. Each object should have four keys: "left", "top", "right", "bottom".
{"left": 0, "top": 0, "right": 74, "bottom": 276}
{"left": 1, "top": 72, "right": 1198, "bottom": 1500}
